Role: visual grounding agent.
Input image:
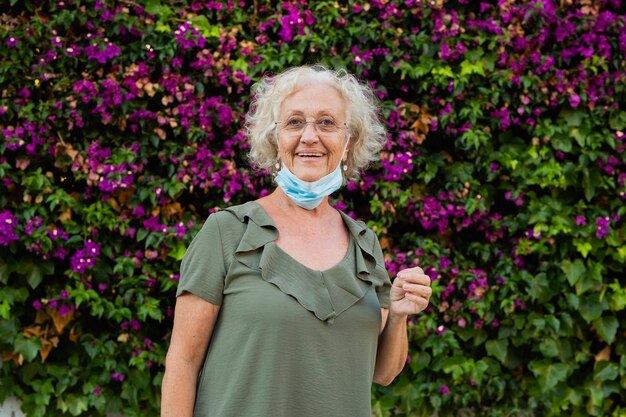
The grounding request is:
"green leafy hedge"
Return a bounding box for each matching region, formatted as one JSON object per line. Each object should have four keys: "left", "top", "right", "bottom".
{"left": 1, "top": 1, "right": 625, "bottom": 416}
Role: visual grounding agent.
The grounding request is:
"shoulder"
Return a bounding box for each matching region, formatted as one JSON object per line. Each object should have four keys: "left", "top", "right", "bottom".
{"left": 221, "top": 201, "right": 272, "bottom": 225}
{"left": 338, "top": 210, "right": 375, "bottom": 240}
{"left": 202, "top": 202, "right": 261, "bottom": 229}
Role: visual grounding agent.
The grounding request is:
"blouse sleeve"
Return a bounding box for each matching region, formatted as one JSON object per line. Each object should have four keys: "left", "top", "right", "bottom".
{"left": 176, "top": 213, "right": 227, "bottom": 305}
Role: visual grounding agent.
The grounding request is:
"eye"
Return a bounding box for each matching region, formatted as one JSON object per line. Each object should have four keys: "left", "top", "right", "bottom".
{"left": 317, "top": 117, "right": 337, "bottom": 129}
{"left": 285, "top": 118, "right": 305, "bottom": 129}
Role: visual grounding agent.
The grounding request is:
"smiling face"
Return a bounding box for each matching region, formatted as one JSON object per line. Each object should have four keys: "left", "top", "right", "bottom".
{"left": 276, "top": 82, "right": 349, "bottom": 182}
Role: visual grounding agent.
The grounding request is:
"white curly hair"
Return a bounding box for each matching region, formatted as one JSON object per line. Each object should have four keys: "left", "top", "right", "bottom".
{"left": 245, "top": 64, "right": 388, "bottom": 181}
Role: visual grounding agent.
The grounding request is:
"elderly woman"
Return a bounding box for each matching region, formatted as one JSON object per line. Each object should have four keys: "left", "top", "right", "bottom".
{"left": 161, "top": 65, "right": 432, "bottom": 417}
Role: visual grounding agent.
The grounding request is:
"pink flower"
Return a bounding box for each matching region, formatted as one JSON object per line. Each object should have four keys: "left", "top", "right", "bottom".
{"left": 111, "top": 372, "right": 126, "bottom": 382}
{"left": 568, "top": 94, "right": 581, "bottom": 109}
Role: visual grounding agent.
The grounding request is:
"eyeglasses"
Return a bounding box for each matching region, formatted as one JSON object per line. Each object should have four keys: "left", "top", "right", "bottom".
{"left": 275, "top": 117, "right": 347, "bottom": 136}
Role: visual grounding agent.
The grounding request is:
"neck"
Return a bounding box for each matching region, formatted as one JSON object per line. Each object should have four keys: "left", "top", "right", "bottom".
{"left": 271, "top": 187, "right": 332, "bottom": 217}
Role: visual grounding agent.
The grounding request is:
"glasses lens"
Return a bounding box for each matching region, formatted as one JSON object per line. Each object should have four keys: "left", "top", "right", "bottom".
{"left": 280, "top": 118, "right": 301, "bottom": 131}
{"left": 316, "top": 118, "right": 339, "bottom": 132}
{"left": 279, "top": 118, "right": 343, "bottom": 134}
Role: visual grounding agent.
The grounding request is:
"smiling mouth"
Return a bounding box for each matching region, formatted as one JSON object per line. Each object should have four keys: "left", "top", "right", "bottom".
{"left": 296, "top": 152, "right": 324, "bottom": 157}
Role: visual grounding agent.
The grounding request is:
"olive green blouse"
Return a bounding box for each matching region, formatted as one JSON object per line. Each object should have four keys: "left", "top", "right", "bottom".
{"left": 176, "top": 201, "right": 391, "bottom": 417}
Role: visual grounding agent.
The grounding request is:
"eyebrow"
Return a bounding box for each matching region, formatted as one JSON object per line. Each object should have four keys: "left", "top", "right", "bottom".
{"left": 283, "top": 110, "right": 340, "bottom": 118}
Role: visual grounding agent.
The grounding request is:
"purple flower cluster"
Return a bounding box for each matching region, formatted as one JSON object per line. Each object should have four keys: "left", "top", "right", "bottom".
{"left": 2, "top": 120, "right": 49, "bottom": 155}
{"left": 596, "top": 216, "right": 610, "bottom": 239}
{"left": 143, "top": 215, "right": 169, "bottom": 234}
{"left": 0, "top": 210, "right": 18, "bottom": 246}
{"left": 616, "top": 131, "right": 625, "bottom": 154}
{"left": 174, "top": 22, "right": 207, "bottom": 50}
{"left": 381, "top": 151, "right": 414, "bottom": 182}
{"left": 431, "top": 9, "right": 461, "bottom": 43}
{"left": 84, "top": 41, "right": 121, "bottom": 64}
{"left": 467, "top": 269, "right": 489, "bottom": 301}
{"left": 277, "top": 3, "right": 315, "bottom": 42}
{"left": 48, "top": 227, "right": 69, "bottom": 241}
{"left": 24, "top": 216, "right": 42, "bottom": 235}
{"left": 120, "top": 317, "right": 141, "bottom": 331}
{"left": 70, "top": 240, "right": 101, "bottom": 274}
{"left": 413, "top": 192, "right": 465, "bottom": 235}
{"left": 351, "top": 46, "right": 391, "bottom": 66}
{"left": 74, "top": 141, "right": 141, "bottom": 194}
{"left": 504, "top": 191, "right": 524, "bottom": 207}
{"left": 598, "top": 156, "right": 621, "bottom": 176}
{"left": 111, "top": 372, "right": 126, "bottom": 382}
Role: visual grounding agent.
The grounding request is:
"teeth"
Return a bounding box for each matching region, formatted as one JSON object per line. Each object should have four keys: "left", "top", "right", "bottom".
{"left": 298, "top": 153, "right": 323, "bottom": 157}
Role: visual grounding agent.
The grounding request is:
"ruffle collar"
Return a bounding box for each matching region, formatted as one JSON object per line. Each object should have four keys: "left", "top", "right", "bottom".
{"left": 224, "top": 202, "right": 389, "bottom": 322}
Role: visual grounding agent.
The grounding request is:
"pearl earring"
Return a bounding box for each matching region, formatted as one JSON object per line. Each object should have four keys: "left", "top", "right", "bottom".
{"left": 275, "top": 162, "right": 281, "bottom": 170}
{"left": 342, "top": 164, "right": 348, "bottom": 172}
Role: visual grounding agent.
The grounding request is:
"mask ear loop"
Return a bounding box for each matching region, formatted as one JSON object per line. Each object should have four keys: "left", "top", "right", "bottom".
{"left": 341, "top": 128, "right": 350, "bottom": 174}
{"left": 272, "top": 126, "right": 281, "bottom": 175}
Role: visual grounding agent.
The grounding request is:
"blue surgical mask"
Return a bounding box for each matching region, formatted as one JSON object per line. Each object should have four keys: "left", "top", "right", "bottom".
{"left": 275, "top": 140, "right": 349, "bottom": 210}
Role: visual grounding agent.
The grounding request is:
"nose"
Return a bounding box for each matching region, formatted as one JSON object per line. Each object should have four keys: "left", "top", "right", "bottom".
{"left": 299, "top": 122, "right": 319, "bottom": 143}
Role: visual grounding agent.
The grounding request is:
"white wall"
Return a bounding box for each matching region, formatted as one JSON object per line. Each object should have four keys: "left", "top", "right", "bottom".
{"left": 0, "top": 397, "right": 25, "bottom": 417}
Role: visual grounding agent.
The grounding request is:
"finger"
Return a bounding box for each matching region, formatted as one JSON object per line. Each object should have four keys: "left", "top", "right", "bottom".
{"left": 402, "top": 284, "right": 432, "bottom": 298}
{"left": 398, "top": 266, "right": 424, "bottom": 276}
{"left": 404, "top": 293, "right": 430, "bottom": 310}
{"left": 398, "top": 274, "right": 431, "bottom": 286}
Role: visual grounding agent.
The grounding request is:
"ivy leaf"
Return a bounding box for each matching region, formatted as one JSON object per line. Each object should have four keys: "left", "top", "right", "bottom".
{"left": 608, "top": 111, "right": 626, "bottom": 130}
{"left": 594, "top": 361, "right": 619, "bottom": 382}
{"left": 169, "top": 244, "right": 187, "bottom": 261}
{"left": 145, "top": 0, "right": 173, "bottom": 20}
{"left": 66, "top": 394, "right": 89, "bottom": 416}
{"left": 539, "top": 339, "right": 560, "bottom": 358}
{"left": 561, "top": 259, "right": 585, "bottom": 287}
{"left": 573, "top": 240, "right": 592, "bottom": 258}
{"left": 0, "top": 317, "right": 18, "bottom": 341}
{"left": 579, "top": 294, "right": 606, "bottom": 323}
{"left": 0, "top": 258, "right": 9, "bottom": 284}
{"left": 410, "top": 351, "right": 431, "bottom": 373}
{"left": 190, "top": 15, "right": 220, "bottom": 38}
{"left": 570, "top": 128, "right": 586, "bottom": 147}
{"left": 486, "top": 339, "right": 508, "bottom": 363}
{"left": 460, "top": 59, "right": 485, "bottom": 76}
{"left": 607, "top": 282, "right": 626, "bottom": 311}
{"left": 552, "top": 136, "right": 572, "bottom": 152}
{"left": 592, "top": 316, "right": 618, "bottom": 344}
{"left": 529, "top": 361, "right": 569, "bottom": 391}
{"left": 616, "top": 245, "right": 626, "bottom": 262}
{"left": 14, "top": 335, "right": 42, "bottom": 362}
{"left": 560, "top": 109, "right": 583, "bottom": 127}
{"left": 582, "top": 168, "right": 601, "bottom": 201}
{"left": 22, "top": 262, "right": 43, "bottom": 289}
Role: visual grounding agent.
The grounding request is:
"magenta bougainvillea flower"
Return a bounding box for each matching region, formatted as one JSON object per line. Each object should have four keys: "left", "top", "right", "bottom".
{"left": 0, "top": 210, "right": 18, "bottom": 246}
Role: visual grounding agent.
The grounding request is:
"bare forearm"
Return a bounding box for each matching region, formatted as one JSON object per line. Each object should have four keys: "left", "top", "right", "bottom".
{"left": 161, "top": 360, "right": 200, "bottom": 417}
{"left": 373, "top": 313, "right": 408, "bottom": 386}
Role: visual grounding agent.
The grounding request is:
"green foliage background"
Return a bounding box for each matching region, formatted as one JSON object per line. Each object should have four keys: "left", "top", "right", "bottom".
{"left": 1, "top": 0, "right": 626, "bottom": 416}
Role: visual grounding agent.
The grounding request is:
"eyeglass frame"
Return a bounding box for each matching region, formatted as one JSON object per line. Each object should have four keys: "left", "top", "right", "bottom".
{"left": 274, "top": 117, "right": 348, "bottom": 136}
